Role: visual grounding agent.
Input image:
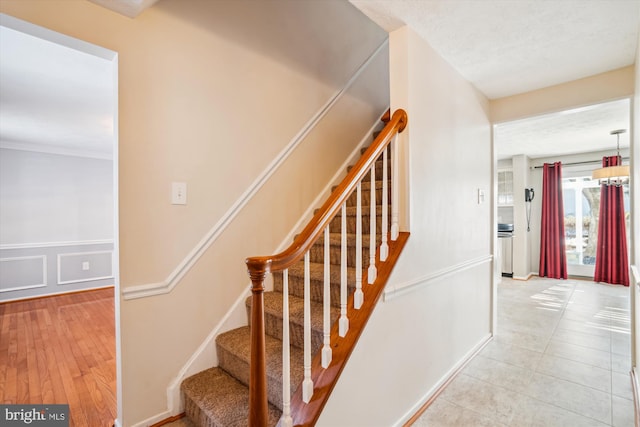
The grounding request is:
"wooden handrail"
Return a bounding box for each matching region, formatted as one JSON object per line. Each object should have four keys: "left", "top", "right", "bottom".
{"left": 245, "top": 109, "right": 408, "bottom": 426}
{"left": 246, "top": 109, "right": 407, "bottom": 275}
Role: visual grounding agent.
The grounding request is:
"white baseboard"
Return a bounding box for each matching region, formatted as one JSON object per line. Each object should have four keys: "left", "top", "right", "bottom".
{"left": 162, "top": 113, "right": 387, "bottom": 417}
{"left": 129, "top": 410, "right": 172, "bottom": 427}
{"left": 165, "top": 286, "right": 250, "bottom": 414}
{"left": 393, "top": 333, "right": 492, "bottom": 426}
{"left": 513, "top": 272, "right": 534, "bottom": 281}
{"left": 631, "top": 367, "right": 639, "bottom": 427}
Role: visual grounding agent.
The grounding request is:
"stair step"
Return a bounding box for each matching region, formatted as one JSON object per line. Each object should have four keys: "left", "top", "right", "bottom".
{"left": 273, "top": 260, "right": 360, "bottom": 306}
{"left": 181, "top": 130, "right": 391, "bottom": 426}
{"left": 334, "top": 179, "right": 391, "bottom": 208}
{"left": 307, "top": 232, "right": 379, "bottom": 267}
{"left": 247, "top": 291, "right": 339, "bottom": 353}
{"left": 347, "top": 156, "right": 390, "bottom": 177}
{"left": 326, "top": 204, "right": 391, "bottom": 234}
{"left": 181, "top": 367, "right": 281, "bottom": 427}
{"left": 359, "top": 143, "right": 387, "bottom": 156}
{"left": 216, "top": 326, "right": 304, "bottom": 412}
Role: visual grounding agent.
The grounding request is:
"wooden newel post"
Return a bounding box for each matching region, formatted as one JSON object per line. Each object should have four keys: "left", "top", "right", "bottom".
{"left": 246, "top": 259, "right": 269, "bottom": 427}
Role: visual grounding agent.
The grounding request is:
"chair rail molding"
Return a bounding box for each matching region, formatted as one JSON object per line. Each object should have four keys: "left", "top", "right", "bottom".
{"left": 0, "top": 239, "right": 114, "bottom": 250}
{"left": 383, "top": 254, "right": 493, "bottom": 301}
{"left": 121, "top": 40, "right": 389, "bottom": 300}
{"left": 161, "top": 111, "right": 388, "bottom": 419}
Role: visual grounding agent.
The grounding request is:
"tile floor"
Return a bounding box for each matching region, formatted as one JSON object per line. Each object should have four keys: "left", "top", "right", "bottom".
{"left": 413, "top": 276, "right": 635, "bottom": 427}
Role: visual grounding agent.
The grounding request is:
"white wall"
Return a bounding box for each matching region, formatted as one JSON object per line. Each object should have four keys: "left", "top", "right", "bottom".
{"left": 0, "top": 149, "right": 115, "bottom": 300}
{"left": 631, "top": 24, "right": 640, "bottom": 376}
{"left": 317, "top": 26, "right": 492, "bottom": 426}
{"left": 0, "top": 149, "right": 113, "bottom": 244}
{"left": 511, "top": 154, "right": 531, "bottom": 279}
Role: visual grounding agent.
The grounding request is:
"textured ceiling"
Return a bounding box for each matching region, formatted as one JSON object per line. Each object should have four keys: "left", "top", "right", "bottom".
{"left": 350, "top": 0, "right": 639, "bottom": 99}
{"left": 495, "top": 99, "right": 631, "bottom": 160}
{"left": 1, "top": 2, "right": 638, "bottom": 161}
{"left": 350, "top": 0, "right": 638, "bottom": 159}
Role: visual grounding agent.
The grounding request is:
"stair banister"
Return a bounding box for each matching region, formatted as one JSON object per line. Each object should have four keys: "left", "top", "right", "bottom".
{"left": 245, "top": 108, "right": 408, "bottom": 426}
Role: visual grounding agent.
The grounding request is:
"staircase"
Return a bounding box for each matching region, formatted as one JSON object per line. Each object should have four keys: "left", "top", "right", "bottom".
{"left": 180, "top": 110, "right": 408, "bottom": 426}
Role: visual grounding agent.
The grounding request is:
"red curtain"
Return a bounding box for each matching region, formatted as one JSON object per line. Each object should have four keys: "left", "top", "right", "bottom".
{"left": 594, "top": 156, "right": 629, "bottom": 286}
{"left": 539, "top": 162, "right": 567, "bottom": 279}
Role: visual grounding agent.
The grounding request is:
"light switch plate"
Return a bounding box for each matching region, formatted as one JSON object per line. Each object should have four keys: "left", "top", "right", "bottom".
{"left": 172, "top": 182, "right": 187, "bottom": 205}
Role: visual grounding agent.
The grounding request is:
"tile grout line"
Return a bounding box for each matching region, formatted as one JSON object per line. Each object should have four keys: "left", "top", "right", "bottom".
{"left": 415, "top": 278, "right": 632, "bottom": 426}
{"left": 535, "top": 280, "right": 616, "bottom": 426}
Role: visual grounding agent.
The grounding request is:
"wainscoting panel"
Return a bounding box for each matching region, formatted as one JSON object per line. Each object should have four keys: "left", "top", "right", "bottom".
{"left": 0, "top": 255, "right": 47, "bottom": 293}
{"left": 58, "top": 250, "right": 113, "bottom": 285}
{"left": 0, "top": 241, "right": 114, "bottom": 301}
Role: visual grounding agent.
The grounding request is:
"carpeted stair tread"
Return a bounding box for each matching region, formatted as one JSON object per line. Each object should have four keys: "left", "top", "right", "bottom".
{"left": 250, "top": 291, "right": 339, "bottom": 353}
{"left": 332, "top": 178, "right": 387, "bottom": 193}
{"left": 347, "top": 157, "right": 389, "bottom": 176}
{"left": 317, "top": 204, "right": 390, "bottom": 218}
{"left": 327, "top": 205, "right": 390, "bottom": 235}
{"left": 181, "top": 367, "right": 281, "bottom": 427}
{"left": 273, "top": 260, "right": 362, "bottom": 307}
{"left": 181, "top": 127, "right": 392, "bottom": 425}
{"left": 300, "top": 232, "right": 379, "bottom": 249}
{"left": 305, "top": 232, "right": 379, "bottom": 267}
{"left": 325, "top": 231, "right": 379, "bottom": 247}
{"left": 286, "top": 259, "right": 359, "bottom": 285}
{"left": 336, "top": 181, "right": 390, "bottom": 208}
{"left": 342, "top": 204, "right": 389, "bottom": 216}
{"left": 216, "top": 326, "right": 304, "bottom": 411}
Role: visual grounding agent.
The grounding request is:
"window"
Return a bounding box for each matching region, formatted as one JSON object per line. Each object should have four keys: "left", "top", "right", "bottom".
{"left": 562, "top": 175, "right": 630, "bottom": 277}
{"left": 498, "top": 170, "right": 513, "bottom": 206}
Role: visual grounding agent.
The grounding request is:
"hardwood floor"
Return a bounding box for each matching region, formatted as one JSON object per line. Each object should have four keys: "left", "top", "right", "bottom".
{"left": 0, "top": 288, "right": 117, "bottom": 427}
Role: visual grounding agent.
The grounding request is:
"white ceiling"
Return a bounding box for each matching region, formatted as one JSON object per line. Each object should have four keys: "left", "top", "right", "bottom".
{"left": 350, "top": 0, "right": 639, "bottom": 160}
{"left": 495, "top": 98, "right": 631, "bottom": 160}
{"left": 1, "top": 2, "right": 638, "bottom": 161}
{"left": 350, "top": 0, "right": 639, "bottom": 99}
{"left": 0, "top": 23, "right": 114, "bottom": 159}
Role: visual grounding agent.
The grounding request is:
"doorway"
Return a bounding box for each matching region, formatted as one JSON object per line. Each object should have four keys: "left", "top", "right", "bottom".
{"left": 562, "top": 171, "right": 631, "bottom": 278}
{"left": 0, "top": 13, "right": 120, "bottom": 425}
{"left": 493, "top": 97, "right": 634, "bottom": 395}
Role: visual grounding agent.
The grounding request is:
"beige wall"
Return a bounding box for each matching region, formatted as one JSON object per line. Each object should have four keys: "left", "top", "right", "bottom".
{"left": 491, "top": 66, "right": 635, "bottom": 124}
{"left": 0, "top": 1, "right": 388, "bottom": 424}
{"left": 318, "top": 26, "right": 492, "bottom": 426}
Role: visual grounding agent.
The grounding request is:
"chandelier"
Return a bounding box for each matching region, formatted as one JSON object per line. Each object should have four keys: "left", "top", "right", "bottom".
{"left": 592, "top": 129, "right": 629, "bottom": 186}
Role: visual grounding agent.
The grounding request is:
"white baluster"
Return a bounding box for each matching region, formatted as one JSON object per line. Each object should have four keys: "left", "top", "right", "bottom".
{"left": 380, "top": 146, "right": 389, "bottom": 261}
{"left": 354, "top": 183, "right": 363, "bottom": 309}
{"left": 391, "top": 134, "right": 399, "bottom": 241}
{"left": 281, "top": 269, "right": 293, "bottom": 427}
{"left": 302, "top": 252, "right": 313, "bottom": 403}
{"left": 321, "top": 226, "right": 332, "bottom": 368}
{"left": 368, "top": 164, "right": 377, "bottom": 284}
{"left": 339, "top": 203, "right": 349, "bottom": 337}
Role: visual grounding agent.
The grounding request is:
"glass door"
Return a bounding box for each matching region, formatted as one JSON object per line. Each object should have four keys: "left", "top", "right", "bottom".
{"left": 562, "top": 175, "right": 631, "bottom": 278}
{"left": 562, "top": 176, "right": 600, "bottom": 277}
